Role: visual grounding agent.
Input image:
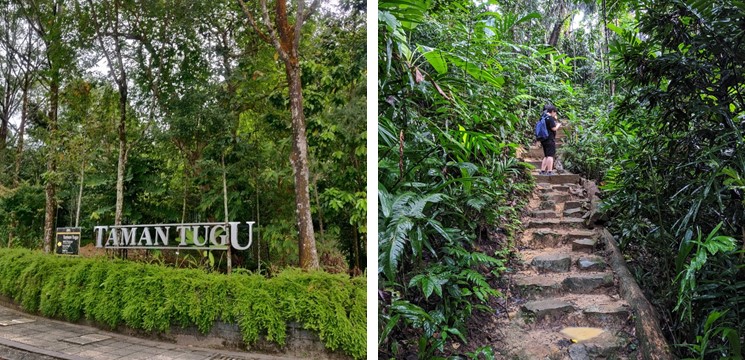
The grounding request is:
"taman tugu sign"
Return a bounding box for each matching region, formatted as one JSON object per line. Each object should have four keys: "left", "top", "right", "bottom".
{"left": 94, "top": 222, "right": 255, "bottom": 250}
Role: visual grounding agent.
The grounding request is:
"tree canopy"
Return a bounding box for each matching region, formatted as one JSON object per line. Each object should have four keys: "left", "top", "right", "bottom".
{"left": 0, "top": 0, "right": 367, "bottom": 274}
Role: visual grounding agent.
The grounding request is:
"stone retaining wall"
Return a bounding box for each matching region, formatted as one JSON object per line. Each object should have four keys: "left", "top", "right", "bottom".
{"left": 164, "top": 321, "right": 349, "bottom": 359}
{"left": 0, "top": 296, "right": 349, "bottom": 359}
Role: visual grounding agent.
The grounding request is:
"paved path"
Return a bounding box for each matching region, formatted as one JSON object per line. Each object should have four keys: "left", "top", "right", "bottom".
{"left": 0, "top": 304, "right": 296, "bottom": 360}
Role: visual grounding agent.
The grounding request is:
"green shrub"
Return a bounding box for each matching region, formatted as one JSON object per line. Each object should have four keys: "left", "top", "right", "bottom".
{"left": 0, "top": 249, "right": 366, "bottom": 359}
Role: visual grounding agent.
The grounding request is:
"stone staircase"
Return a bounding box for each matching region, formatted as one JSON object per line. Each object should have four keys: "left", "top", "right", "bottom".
{"left": 496, "top": 139, "right": 636, "bottom": 359}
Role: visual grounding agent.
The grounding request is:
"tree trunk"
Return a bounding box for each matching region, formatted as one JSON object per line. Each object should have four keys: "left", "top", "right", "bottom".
{"left": 313, "top": 174, "right": 324, "bottom": 243}
{"left": 14, "top": 76, "right": 28, "bottom": 187}
{"left": 602, "top": 0, "right": 616, "bottom": 96}
{"left": 87, "top": 0, "right": 129, "bottom": 233}
{"left": 353, "top": 225, "right": 359, "bottom": 271}
{"left": 114, "top": 91, "right": 127, "bottom": 227}
{"left": 238, "top": 0, "right": 321, "bottom": 270}
{"left": 739, "top": 222, "right": 744, "bottom": 261}
{"left": 75, "top": 161, "right": 85, "bottom": 227}
{"left": 548, "top": 20, "right": 562, "bottom": 47}
{"left": 286, "top": 63, "right": 319, "bottom": 270}
{"left": 0, "top": 77, "right": 11, "bottom": 152}
{"left": 610, "top": 19, "right": 617, "bottom": 96}
{"left": 115, "top": 89, "right": 127, "bottom": 260}
{"left": 8, "top": 212, "right": 15, "bottom": 247}
{"left": 602, "top": 0, "right": 609, "bottom": 69}
{"left": 28, "top": 0, "right": 65, "bottom": 254}
{"left": 14, "top": 25, "right": 34, "bottom": 187}
{"left": 256, "top": 160, "right": 261, "bottom": 273}
{"left": 43, "top": 78, "right": 58, "bottom": 253}
{"left": 181, "top": 168, "right": 188, "bottom": 223}
{"left": 222, "top": 153, "right": 231, "bottom": 274}
{"left": 548, "top": 14, "right": 572, "bottom": 48}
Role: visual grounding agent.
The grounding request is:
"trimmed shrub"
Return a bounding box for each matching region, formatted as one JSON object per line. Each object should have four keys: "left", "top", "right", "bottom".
{"left": 0, "top": 249, "right": 366, "bottom": 359}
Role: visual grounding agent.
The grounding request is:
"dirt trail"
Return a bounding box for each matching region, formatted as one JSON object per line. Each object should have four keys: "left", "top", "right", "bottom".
{"left": 495, "top": 131, "right": 638, "bottom": 359}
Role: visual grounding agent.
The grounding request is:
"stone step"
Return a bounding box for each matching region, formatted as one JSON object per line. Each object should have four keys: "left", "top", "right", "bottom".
{"left": 550, "top": 294, "right": 630, "bottom": 327}
{"left": 552, "top": 184, "right": 570, "bottom": 192}
{"left": 529, "top": 229, "right": 597, "bottom": 248}
{"left": 537, "top": 182, "right": 584, "bottom": 193}
{"left": 513, "top": 272, "right": 614, "bottom": 299}
{"left": 524, "top": 248, "right": 606, "bottom": 272}
{"left": 563, "top": 273, "right": 614, "bottom": 294}
{"left": 539, "top": 192, "right": 573, "bottom": 203}
{"left": 551, "top": 184, "right": 585, "bottom": 196}
{"left": 564, "top": 207, "right": 585, "bottom": 218}
{"left": 531, "top": 253, "right": 572, "bottom": 273}
{"left": 499, "top": 325, "right": 629, "bottom": 360}
{"left": 521, "top": 301, "right": 629, "bottom": 325}
{"left": 577, "top": 256, "right": 606, "bottom": 271}
{"left": 564, "top": 200, "right": 587, "bottom": 210}
{"left": 497, "top": 325, "right": 573, "bottom": 359}
{"left": 530, "top": 210, "right": 558, "bottom": 219}
{"left": 582, "top": 301, "right": 631, "bottom": 326}
{"left": 572, "top": 238, "right": 597, "bottom": 253}
{"left": 518, "top": 294, "right": 630, "bottom": 328}
{"left": 539, "top": 200, "right": 556, "bottom": 211}
{"left": 534, "top": 172, "right": 580, "bottom": 184}
{"left": 566, "top": 330, "right": 628, "bottom": 360}
{"left": 536, "top": 183, "right": 554, "bottom": 193}
{"left": 526, "top": 218, "right": 586, "bottom": 231}
{"left": 512, "top": 274, "right": 565, "bottom": 298}
{"left": 520, "top": 299, "right": 575, "bottom": 321}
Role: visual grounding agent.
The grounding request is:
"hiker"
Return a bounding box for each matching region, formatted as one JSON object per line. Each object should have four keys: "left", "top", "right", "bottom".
{"left": 538, "top": 104, "right": 561, "bottom": 175}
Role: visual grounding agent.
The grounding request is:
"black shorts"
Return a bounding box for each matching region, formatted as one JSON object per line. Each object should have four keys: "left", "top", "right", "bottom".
{"left": 541, "top": 139, "right": 556, "bottom": 157}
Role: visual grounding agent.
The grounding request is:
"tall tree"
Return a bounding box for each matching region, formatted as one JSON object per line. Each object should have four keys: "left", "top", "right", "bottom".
{"left": 0, "top": 6, "right": 21, "bottom": 158}
{"left": 547, "top": 0, "right": 569, "bottom": 47}
{"left": 17, "top": 0, "right": 70, "bottom": 253}
{"left": 237, "top": 0, "right": 320, "bottom": 270}
{"left": 14, "top": 24, "right": 40, "bottom": 187}
{"left": 84, "top": 0, "right": 131, "bottom": 229}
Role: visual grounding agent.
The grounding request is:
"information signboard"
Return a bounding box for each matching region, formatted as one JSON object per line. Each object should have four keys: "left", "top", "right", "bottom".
{"left": 55, "top": 227, "right": 81, "bottom": 255}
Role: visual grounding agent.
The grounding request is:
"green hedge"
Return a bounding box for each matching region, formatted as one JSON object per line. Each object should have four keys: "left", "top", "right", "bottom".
{"left": 0, "top": 249, "right": 366, "bottom": 359}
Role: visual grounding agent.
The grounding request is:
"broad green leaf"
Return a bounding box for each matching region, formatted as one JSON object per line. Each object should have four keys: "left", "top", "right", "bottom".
{"left": 422, "top": 276, "right": 434, "bottom": 299}
{"left": 606, "top": 23, "right": 625, "bottom": 37}
{"left": 378, "top": 314, "right": 400, "bottom": 346}
{"left": 420, "top": 47, "right": 448, "bottom": 74}
{"left": 514, "top": 12, "right": 541, "bottom": 26}
{"left": 378, "top": 10, "right": 398, "bottom": 32}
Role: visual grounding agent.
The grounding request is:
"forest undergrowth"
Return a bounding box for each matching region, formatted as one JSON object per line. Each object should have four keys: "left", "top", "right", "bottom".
{"left": 561, "top": 2, "right": 745, "bottom": 358}
{"left": 380, "top": 0, "right": 745, "bottom": 359}
{"left": 379, "top": 0, "right": 595, "bottom": 358}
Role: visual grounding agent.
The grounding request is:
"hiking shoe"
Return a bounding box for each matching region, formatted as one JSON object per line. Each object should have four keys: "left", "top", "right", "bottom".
{"left": 538, "top": 170, "right": 546, "bottom": 175}
{"left": 547, "top": 171, "right": 554, "bottom": 176}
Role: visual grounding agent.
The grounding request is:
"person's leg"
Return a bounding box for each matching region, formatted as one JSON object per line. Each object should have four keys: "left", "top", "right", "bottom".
{"left": 540, "top": 157, "right": 547, "bottom": 173}
{"left": 545, "top": 141, "right": 556, "bottom": 173}
{"left": 540, "top": 141, "right": 549, "bottom": 174}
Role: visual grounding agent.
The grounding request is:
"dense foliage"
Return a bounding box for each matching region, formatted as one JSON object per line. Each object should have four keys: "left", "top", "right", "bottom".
{"left": 0, "top": 0, "right": 366, "bottom": 272}
{"left": 0, "top": 248, "right": 366, "bottom": 359}
{"left": 379, "top": 0, "right": 745, "bottom": 358}
{"left": 377, "top": 0, "right": 602, "bottom": 357}
{"left": 560, "top": 0, "right": 745, "bottom": 358}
